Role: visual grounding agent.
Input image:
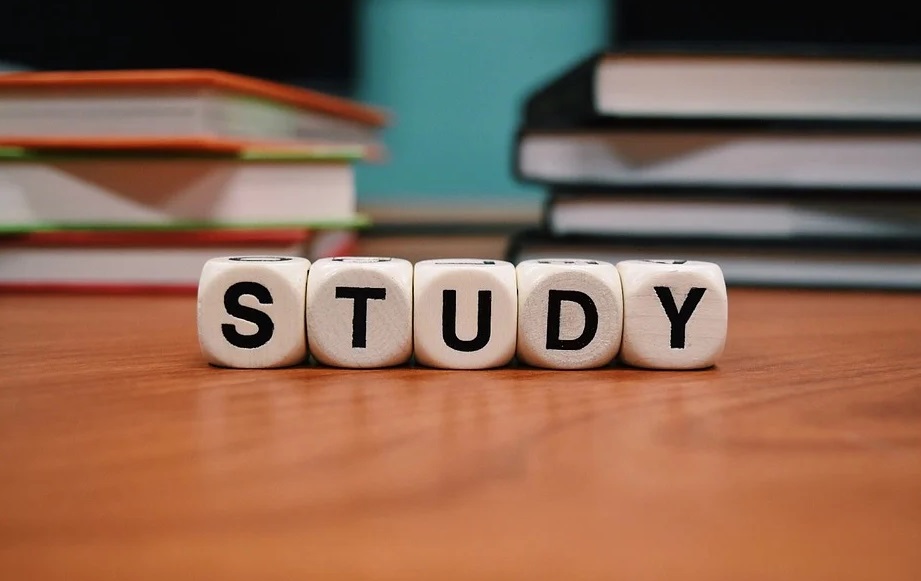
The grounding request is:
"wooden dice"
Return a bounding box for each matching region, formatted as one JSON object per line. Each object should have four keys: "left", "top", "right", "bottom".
{"left": 516, "top": 259, "right": 624, "bottom": 369}
{"left": 305, "top": 257, "right": 413, "bottom": 368}
{"left": 617, "top": 259, "right": 728, "bottom": 370}
{"left": 197, "top": 255, "right": 729, "bottom": 370}
{"left": 413, "top": 259, "right": 518, "bottom": 370}
{"left": 197, "top": 256, "right": 310, "bottom": 368}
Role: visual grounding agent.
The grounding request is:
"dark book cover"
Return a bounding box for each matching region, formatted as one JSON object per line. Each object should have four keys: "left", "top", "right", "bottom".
{"left": 614, "top": 0, "right": 921, "bottom": 59}
{"left": 520, "top": 51, "right": 921, "bottom": 130}
{"left": 510, "top": 123, "right": 921, "bottom": 189}
{"left": 543, "top": 184, "right": 921, "bottom": 202}
{"left": 504, "top": 229, "right": 921, "bottom": 290}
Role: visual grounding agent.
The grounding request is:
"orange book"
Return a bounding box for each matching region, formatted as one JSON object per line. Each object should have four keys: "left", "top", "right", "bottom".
{"left": 0, "top": 69, "right": 389, "bottom": 154}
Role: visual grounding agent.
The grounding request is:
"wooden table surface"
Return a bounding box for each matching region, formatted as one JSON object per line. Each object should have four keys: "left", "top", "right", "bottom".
{"left": 1, "top": 289, "right": 920, "bottom": 580}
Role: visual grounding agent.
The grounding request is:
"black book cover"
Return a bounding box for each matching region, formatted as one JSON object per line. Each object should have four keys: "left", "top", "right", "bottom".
{"left": 523, "top": 0, "right": 921, "bottom": 128}
{"left": 540, "top": 187, "right": 921, "bottom": 241}
{"left": 614, "top": 0, "right": 921, "bottom": 59}
{"left": 544, "top": 184, "right": 921, "bottom": 202}
{"left": 521, "top": 52, "right": 603, "bottom": 131}
{"left": 505, "top": 228, "right": 921, "bottom": 264}
{"left": 510, "top": 122, "right": 921, "bottom": 189}
{"left": 520, "top": 51, "right": 921, "bottom": 131}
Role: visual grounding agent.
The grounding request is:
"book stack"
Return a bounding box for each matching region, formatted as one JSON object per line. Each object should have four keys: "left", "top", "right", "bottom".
{"left": 0, "top": 69, "right": 388, "bottom": 292}
{"left": 507, "top": 50, "right": 921, "bottom": 290}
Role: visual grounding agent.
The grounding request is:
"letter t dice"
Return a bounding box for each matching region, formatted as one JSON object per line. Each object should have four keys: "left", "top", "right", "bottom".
{"left": 617, "top": 260, "right": 728, "bottom": 369}
{"left": 305, "top": 257, "right": 414, "bottom": 368}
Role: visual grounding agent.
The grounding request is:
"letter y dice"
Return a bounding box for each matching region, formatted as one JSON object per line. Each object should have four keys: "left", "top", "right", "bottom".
{"left": 617, "top": 260, "right": 728, "bottom": 370}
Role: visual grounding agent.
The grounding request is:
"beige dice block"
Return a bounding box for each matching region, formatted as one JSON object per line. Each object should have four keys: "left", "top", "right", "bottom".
{"left": 516, "top": 258, "right": 624, "bottom": 369}
{"left": 197, "top": 256, "right": 310, "bottom": 368}
{"left": 305, "top": 257, "right": 413, "bottom": 368}
{"left": 413, "top": 259, "right": 517, "bottom": 369}
{"left": 617, "top": 259, "right": 728, "bottom": 370}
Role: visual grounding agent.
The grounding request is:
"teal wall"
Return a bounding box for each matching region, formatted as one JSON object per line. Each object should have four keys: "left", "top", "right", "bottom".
{"left": 355, "top": 0, "right": 609, "bottom": 204}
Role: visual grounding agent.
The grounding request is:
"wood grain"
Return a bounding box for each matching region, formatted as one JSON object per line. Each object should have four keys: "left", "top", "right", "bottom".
{"left": 1, "top": 289, "right": 920, "bottom": 580}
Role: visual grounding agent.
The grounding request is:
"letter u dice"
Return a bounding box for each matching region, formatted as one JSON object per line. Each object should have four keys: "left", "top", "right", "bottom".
{"left": 412, "top": 259, "right": 518, "bottom": 369}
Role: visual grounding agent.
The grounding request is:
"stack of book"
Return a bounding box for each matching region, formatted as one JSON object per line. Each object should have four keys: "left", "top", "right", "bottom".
{"left": 507, "top": 50, "right": 921, "bottom": 289}
{"left": 0, "top": 69, "right": 387, "bottom": 292}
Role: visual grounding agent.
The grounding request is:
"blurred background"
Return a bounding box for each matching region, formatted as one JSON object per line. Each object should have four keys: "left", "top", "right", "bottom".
{"left": 0, "top": 0, "right": 609, "bottom": 206}
{"left": 2, "top": 0, "right": 921, "bottom": 289}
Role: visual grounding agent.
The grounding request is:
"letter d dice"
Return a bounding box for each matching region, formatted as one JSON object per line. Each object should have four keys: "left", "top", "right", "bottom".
{"left": 516, "top": 259, "right": 624, "bottom": 369}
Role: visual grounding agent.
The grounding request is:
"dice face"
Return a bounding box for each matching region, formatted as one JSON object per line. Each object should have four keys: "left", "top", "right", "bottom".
{"left": 413, "top": 259, "right": 517, "bottom": 369}
{"left": 197, "top": 256, "right": 310, "bottom": 368}
{"left": 516, "top": 259, "right": 624, "bottom": 369}
{"left": 305, "top": 257, "right": 413, "bottom": 368}
{"left": 616, "top": 259, "right": 728, "bottom": 370}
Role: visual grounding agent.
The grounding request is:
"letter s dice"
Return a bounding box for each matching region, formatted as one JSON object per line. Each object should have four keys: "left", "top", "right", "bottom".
{"left": 198, "top": 256, "right": 310, "bottom": 368}
{"left": 616, "top": 260, "right": 728, "bottom": 370}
